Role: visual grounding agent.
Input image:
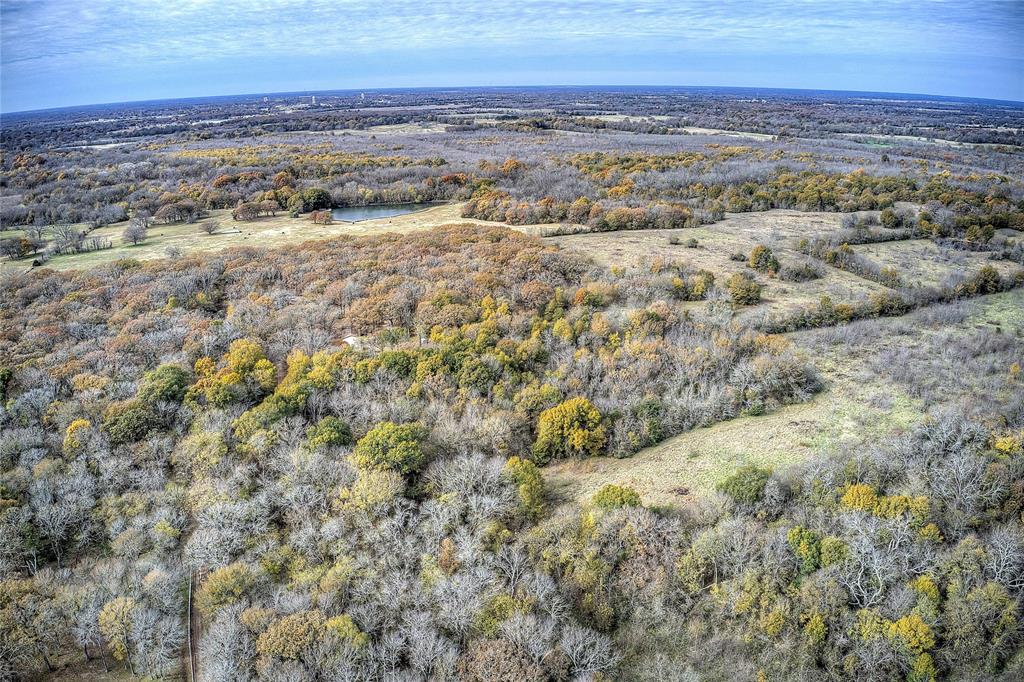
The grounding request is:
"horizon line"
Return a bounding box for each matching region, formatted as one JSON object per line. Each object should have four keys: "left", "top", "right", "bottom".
{"left": 5, "top": 83, "right": 1024, "bottom": 117}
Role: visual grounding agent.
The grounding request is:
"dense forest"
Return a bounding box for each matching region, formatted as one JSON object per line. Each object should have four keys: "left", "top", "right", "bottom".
{"left": 2, "top": 88, "right": 1024, "bottom": 681}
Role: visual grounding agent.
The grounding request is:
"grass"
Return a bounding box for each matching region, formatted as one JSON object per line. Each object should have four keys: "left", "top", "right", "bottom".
{"left": 0, "top": 202, "right": 575, "bottom": 273}
{"left": 851, "top": 238, "right": 1020, "bottom": 287}
{"left": 549, "top": 209, "right": 890, "bottom": 317}
{"left": 969, "top": 288, "right": 1024, "bottom": 329}
{"left": 544, "top": 288, "right": 1023, "bottom": 509}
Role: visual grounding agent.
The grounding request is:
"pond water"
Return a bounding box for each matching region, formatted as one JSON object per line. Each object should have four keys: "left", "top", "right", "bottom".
{"left": 331, "top": 202, "right": 437, "bottom": 222}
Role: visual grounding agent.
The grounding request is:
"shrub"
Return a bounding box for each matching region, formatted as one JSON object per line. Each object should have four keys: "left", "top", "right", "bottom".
{"left": 880, "top": 207, "right": 899, "bottom": 229}
{"left": 717, "top": 465, "right": 771, "bottom": 506}
{"left": 532, "top": 397, "right": 607, "bottom": 464}
{"left": 592, "top": 484, "right": 642, "bottom": 509}
{"left": 748, "top": 245, "right": 780, "bottom": 274}
{"left": 309, "top": 209, "right": 333, "bottom": 225}
{"left": 351, "top": 421, "right": 426, "bottom": 474}
{"left": 840, "top": 483, "right": 877, "bottom": 511}
{"left": 727, "top": 273, "right": 762, "bottom": 305}
{"left": 964, "top": 264, "right": 1002, "bottom": 295}
{"left": 779, "top": 261, "right": 823, "bottom": 282}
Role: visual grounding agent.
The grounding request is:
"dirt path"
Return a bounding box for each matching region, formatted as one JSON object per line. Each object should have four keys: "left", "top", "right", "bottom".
{"left": 186, "top": 572, "right": 200, "bottom": 682}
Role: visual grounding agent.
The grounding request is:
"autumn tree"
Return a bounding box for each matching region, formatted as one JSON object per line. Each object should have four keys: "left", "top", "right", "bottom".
{"left": 748, "top": 245, "right": 780, "bottom": 274}
{"left": 532, "top": 397, "right": 606, "bottom": 464}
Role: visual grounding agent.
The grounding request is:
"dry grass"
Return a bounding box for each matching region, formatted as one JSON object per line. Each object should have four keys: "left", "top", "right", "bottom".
{"left": 544, "top": 288, "right": 1024, "bottom": 509}
{"left": 679, "top": 126, "right": 775, "bottom": 141}
{"left": 851, "top": 238, "right": 1020, "bottom": 286}
{"left": 549, "top": 210, "right": 890, "bottom": 315}
{"left": 1, "top": 203, "right": 574, "bottom": 273}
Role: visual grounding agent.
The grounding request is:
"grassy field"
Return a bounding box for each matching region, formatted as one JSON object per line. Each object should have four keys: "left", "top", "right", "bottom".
{"left": 851, "top": 238, "right": 1020, "bottom": 286}
{"left": 550, "top": 209, "right": 890, "bottom": 316}
{"left": 544, "top": 287, "right": 1024, "bottom": 508}
{"left": 0, "top": 203, "right": 578, "bottom": 273}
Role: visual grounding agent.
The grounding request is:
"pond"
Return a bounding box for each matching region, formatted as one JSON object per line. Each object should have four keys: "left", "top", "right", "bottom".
{"left": 331, "top": 202, "right": 437, "bottom": 222}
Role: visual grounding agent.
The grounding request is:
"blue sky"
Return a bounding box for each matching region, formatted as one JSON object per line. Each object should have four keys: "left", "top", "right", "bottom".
{"left": 1, "top": 0, "right": 1021, "bottom": 112}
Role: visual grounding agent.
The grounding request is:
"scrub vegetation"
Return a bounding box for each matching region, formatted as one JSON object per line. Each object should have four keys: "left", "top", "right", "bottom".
{"left": 2, "top": 87, "right": 1023, "bottom": 681}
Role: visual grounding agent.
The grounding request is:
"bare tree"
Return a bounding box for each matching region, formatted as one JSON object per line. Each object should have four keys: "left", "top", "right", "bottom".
{"left": 51, "top": 224, "right": 83, "bottom": 254}
{"left": 122, "top": 215, "right": 149, "bottom": 246}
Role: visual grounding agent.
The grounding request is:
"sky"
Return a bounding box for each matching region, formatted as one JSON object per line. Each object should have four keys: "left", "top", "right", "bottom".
{"left": 1, "top": 0, "right": 1021, "bottom": 112}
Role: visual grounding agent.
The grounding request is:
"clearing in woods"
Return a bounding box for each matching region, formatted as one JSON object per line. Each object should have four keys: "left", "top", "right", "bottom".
{"left": 544, "top": 288, "right": 1024, "bottom": 508}
{"left": 0, "top": 202, "right": 571, "bottom": 272}
{"left": 6, "top": 202, "right": 1019, "bottom": 512}
{"left": 548, "top": 209, "right": 890, "bottom": 316}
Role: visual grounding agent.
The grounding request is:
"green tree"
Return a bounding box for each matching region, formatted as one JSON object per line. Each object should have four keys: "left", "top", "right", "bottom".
{"left": 102, "top": 400, "right": 159, "bottom": 446}
{"left": 504, "top": 456, "right": 545, "bottom": 520}
{"left": 306, "top": 416, "right": 352, "bottom": 449}
{"left": 717, "top": 465, "right": 771, "bottom": 506}
{"left": 786, "top": 526, "right": 821, "bottom": 574}
{"left": 138, "top": 364, "right": 190, "bottom": 404}
{"left": 351, "top": 422, "right": 426, "bottom": 474}
{"left": 301, "top": 187, "right": 332, "bottom": 211}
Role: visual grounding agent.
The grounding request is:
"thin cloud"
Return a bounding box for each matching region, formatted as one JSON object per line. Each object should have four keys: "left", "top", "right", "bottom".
{"left": 2, "top": 1, "right": 1021, "bottom": 110}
